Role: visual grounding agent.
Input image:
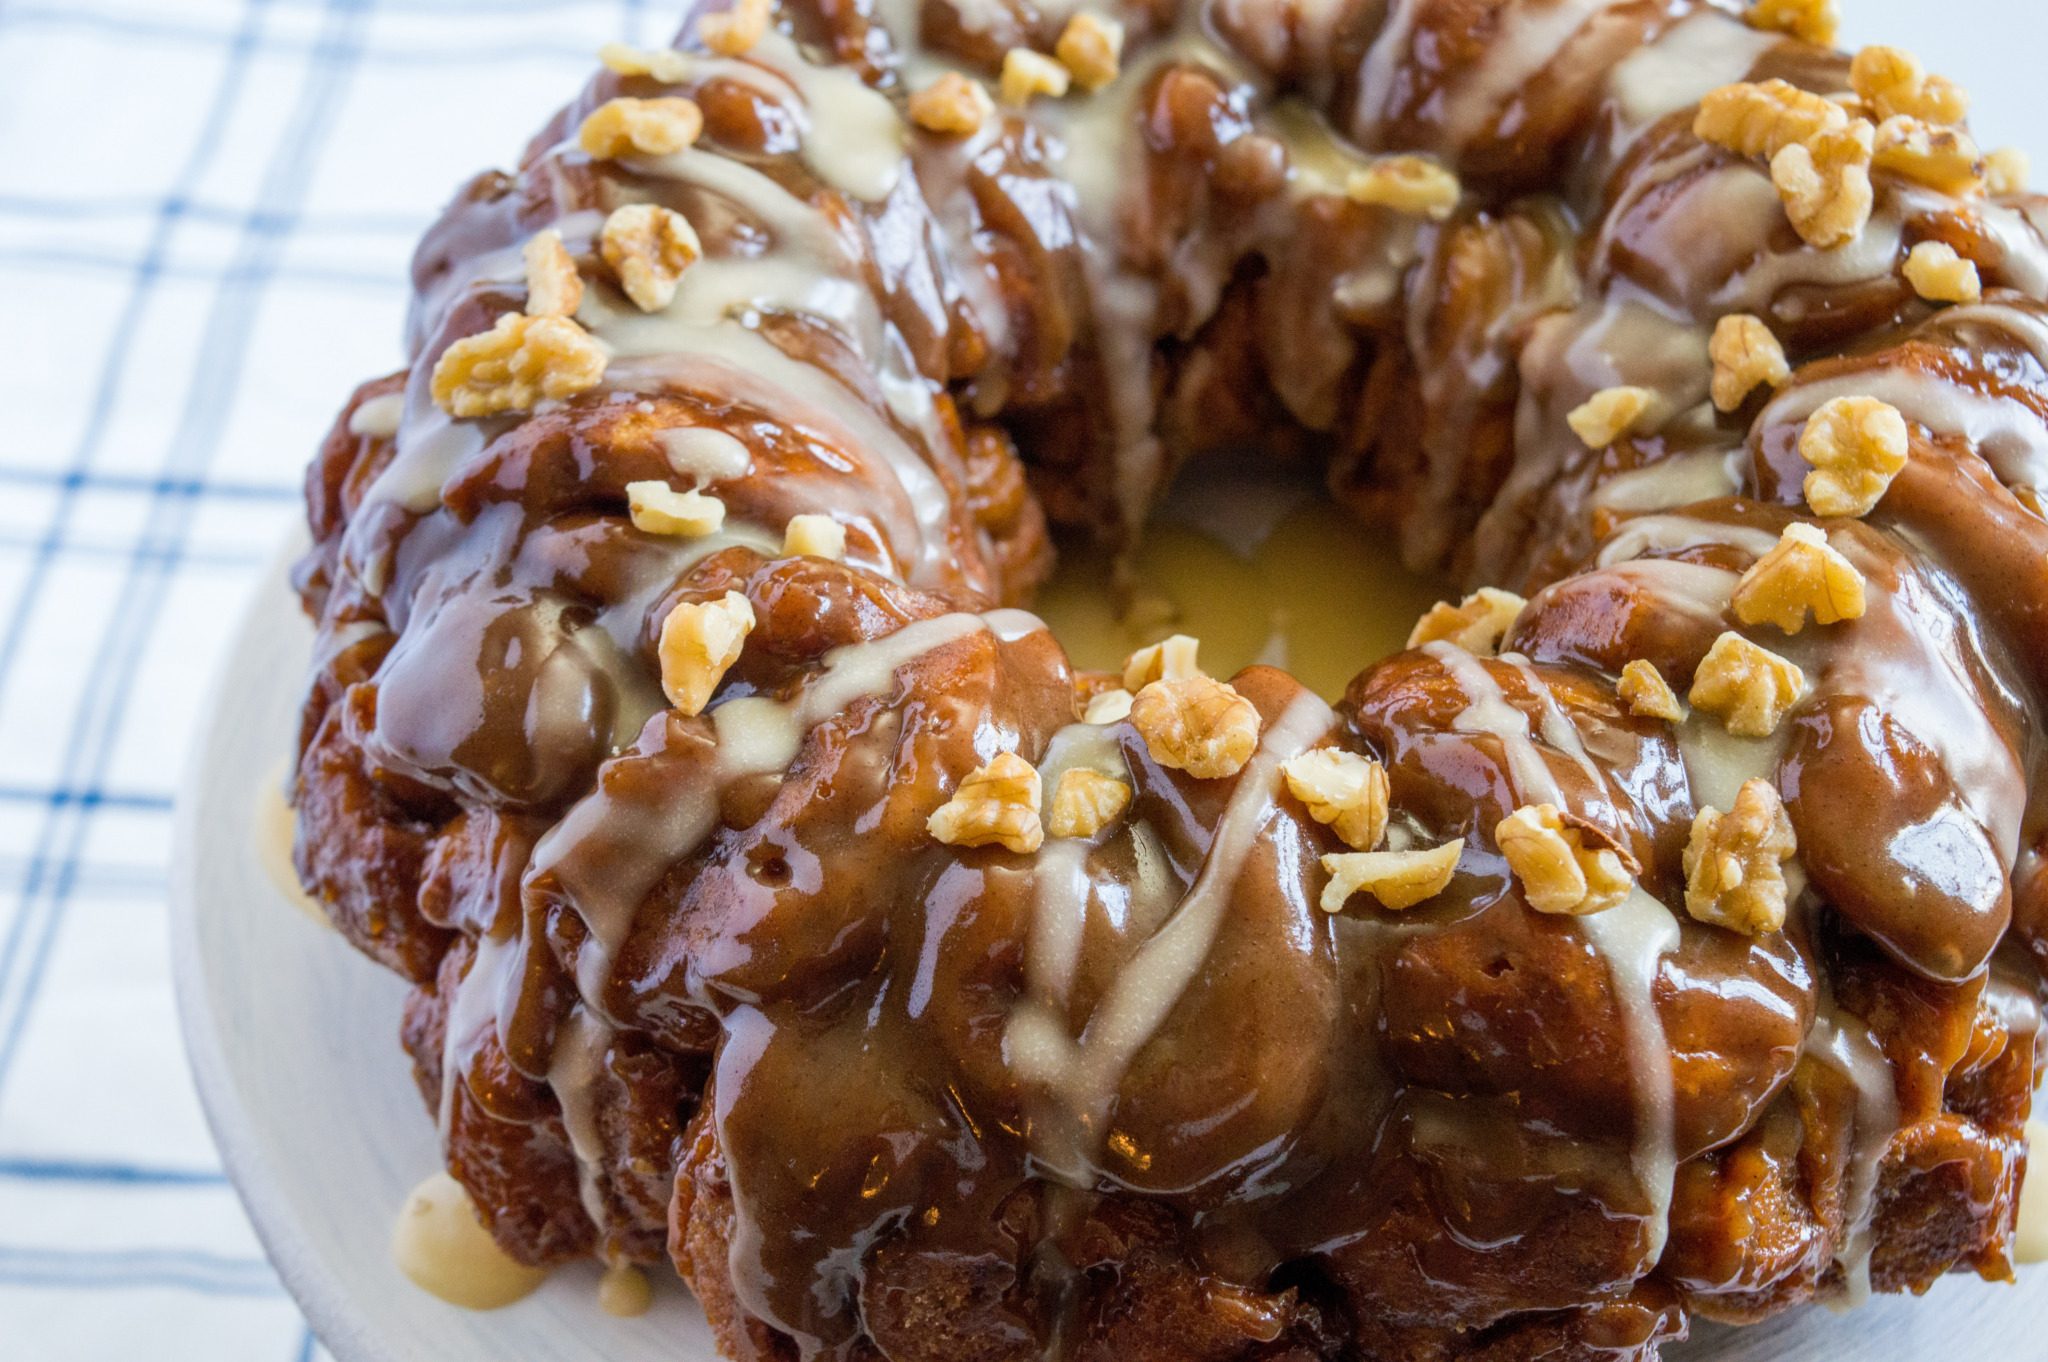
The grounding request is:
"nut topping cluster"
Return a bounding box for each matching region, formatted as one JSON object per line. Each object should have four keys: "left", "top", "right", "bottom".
{"left": 1683, "top": 778, "right": 1799, "bottom": 935}
{"left": 1282, "top": 748, "right": 1389, "bottom": 851}
{"left": 658, "top": 591, "right": 755, "bottom": 716}
{"left": 1407, "top": 588, "right": 1525, "bottom": 655}
{"left": 1800, "top": 395, "right": 1910, "bottom": 517}
{"left": 1496, "top": 803, "right": 1635, "bottom": 917}
{"left": 1689, "top": 632, "right": 1807, "bottom": 738}
{"left": 928, "top": 753, "right": 1045, "bottom": 854}
{"left": 1731, "top": 523, "right": 1867, "bottom": 634}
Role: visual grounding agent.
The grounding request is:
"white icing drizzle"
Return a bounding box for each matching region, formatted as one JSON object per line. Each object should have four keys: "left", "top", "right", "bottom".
{"left": 1807, "top": 1004, "right": 1901, "bottom": 1306}
{"left": 1011, "top": 692, "right": 1334, "bottom": 1183}
{"left": 525, "top": 610, "right": 996, "bottom": 1002}
{"left": 549, "top": 1004, "right": 617, "bottom": 1238}
{"left": 659, "top": 425, "right": 754, "bottom": 486}
{"left": 1580, "top": 887, "right": 1682, "bottom": 1262}
{"left": 1606, "top": 8, "right": 1776, "bottom": 139}
{"left": 348, "top": 391, "right": 406, "bottom": 439}
{"left": 1422, "top": 640, "right": 1680, "bottom": 1255}
{"left": 1761, "top": 364, "right": 2048, "bottom": 492}
{"left": 392, "top": 1171, "right": 550, "bottom": 1310}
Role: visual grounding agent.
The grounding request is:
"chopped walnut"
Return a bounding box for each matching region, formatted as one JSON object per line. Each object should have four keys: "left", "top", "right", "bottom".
{"left": 578, "top": 96, "right": 704, "bottom": 159}
{"left": 658, "top": 590, "right": 755, "bottom": 716}
{"left": 1281, "top": 748, "right": 1389, "bottom": 851}
{"left": 1730, "top": 522, "right": 1866, "bottom": 635}
{"left": 1407, "top": 587, "right": 1526, "bottom": 655}
{"left": 2018, "top": 485, "right": 2048, "bottom": 519}
{"left": 908, "top": 73, "right": 994, "bottom": 136}
{"left": 598, "top": 42, "right": 692, "bottom": 84}
{"left": 1055, "top": 12, "right": 1124, "bottom": 92}
{"left": 430, "top": 313, "right": 607, "bottom": 418}
{"left": 1567, "top": 386, "right": 1660, "bottom": 448}
{"left": 1986, "top": 146, "right": 2030, "bottom": 196}
{"left": 927, "top": 752, "right": 1044, "bottom": 854}
{"left": 1131, "top": 675, "right": 1261, "bottom": 780}
{"left": 1709, "top": 314, "right": 1791, "bottom": 412}
{"left": 1046, "top": 768, "right": 1131, "bottom": 839}
{"left": 600, "top": 204, "right": 702, "bottom": 313}
{"left": 1083, "top": 688, "right": 1134, "bottom": 724}
{"left": 1800, "top": 395, "right": 1909, "bottom": 517}
{"left": 1683, "top": 778, "right": 1797, "bottom": 936}
{"left": 1903, "top": 240, "right": 1983, "bottom": 304}
{"left": 1000, "top": 48, "right": 1071, "bottom": 106}
{"left": 1320, "top": 841, "right": 1464, "bottom": 913}
{"left": 1850, "top": 45, "right": 1968, "bottom": 125}
{"left": 782, "top": 513, "right": 845, "bottom": 560}
{"left": 1694, "top": 79, "right": 1848, "bottom": 161}
{"left": 1689, "top": 631, "right": 1807, "bottom": 737}
{"left": 1617, "top": 659, "right": 1683, "bottom": 722}
{"left": 699, "top": 0, "right": 771, "bottom": 57}
{"left": 1345, "top": 156, "right": 1461, "bottom": 221}
{"left": 1122, "top": 634, "right": 1202, "bottom": 690}
{"left": 627, "top": 481, "right": 725, "bottom": 537}
{"left": 1873, "top": 116, "right": 1984, "bottom": 194}
{"left": 1496, "top": 803, "right": 1635, "bottom": 916}
{"left": 1770, "top": 120, "right": 1874, "bottom": 249}
{"left": 1744, "top": 0, "right": 1837, "bottom": 46}
{"left": 523, "top": 229, "right": 584, "bottom": 319}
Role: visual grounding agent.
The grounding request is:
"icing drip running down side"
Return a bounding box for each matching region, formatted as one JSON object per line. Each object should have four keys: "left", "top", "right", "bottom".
{"left": 282, "top": 0, "right": 2048, "bottom": 1359}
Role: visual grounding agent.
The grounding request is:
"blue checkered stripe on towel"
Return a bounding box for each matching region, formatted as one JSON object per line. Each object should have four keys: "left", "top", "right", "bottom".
{"left": 0, "top": 2, "right": 669, "bottom": 1355}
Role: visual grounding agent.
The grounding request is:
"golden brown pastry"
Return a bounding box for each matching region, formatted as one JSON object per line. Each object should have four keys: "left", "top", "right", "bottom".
{"left": 291, "top": 1, "right": 2048, "bottom": 1357}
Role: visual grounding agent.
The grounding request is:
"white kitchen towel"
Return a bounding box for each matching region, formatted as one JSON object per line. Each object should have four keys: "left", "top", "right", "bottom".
{"left": 0, "top": 2, "right": 674, "bottom": 1356}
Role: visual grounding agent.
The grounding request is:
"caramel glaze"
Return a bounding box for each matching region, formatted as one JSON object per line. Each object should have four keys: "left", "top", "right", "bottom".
{"left": 292, "top": 1, "right": 2048, "bottom": 1358}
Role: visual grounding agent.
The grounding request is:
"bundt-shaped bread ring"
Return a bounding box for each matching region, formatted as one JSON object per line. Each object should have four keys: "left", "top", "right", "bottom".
{"left": 292, "top": 0, "right": 2048, "bottom": 1356}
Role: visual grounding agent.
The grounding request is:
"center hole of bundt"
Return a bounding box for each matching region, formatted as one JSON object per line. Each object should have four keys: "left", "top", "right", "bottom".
{"left": 1034, "top": 461, "right": 1447, "bottom": 699}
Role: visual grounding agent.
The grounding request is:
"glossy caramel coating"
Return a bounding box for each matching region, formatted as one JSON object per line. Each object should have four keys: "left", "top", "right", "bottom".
{"left": 291, "top": 1, "right": 2048, "bottom": 1358}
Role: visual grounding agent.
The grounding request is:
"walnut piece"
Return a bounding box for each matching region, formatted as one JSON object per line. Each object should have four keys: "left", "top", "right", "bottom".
{"left": 1800, "top": 395, "right": 1909, "bottom": 517}
{"left": 658, "top": 591, "right": 755, "bottom": 716}
{"left": 1689, "top": 631, "right": 1807, "bottom": 737}
{"left": 928, "top": 752, "right": 1045, "bottom": 854}
{"left": 1850, "top": 45, "right": 1968, "bottom": 125}
{"left": 1903, "top": 240, "right": 1982, "bottom": 304}
{"left": 1000, "top": 48, "right": 1071, "bottom": 106}
{"left": 1731, "top": 522, "right": 1866, "bottom": 634}
{"left": 1770, "top": 120, "right": 1874, "bottom": 249}
{"left": 1744, "top": 0, "right": 1837, "bottom": 46}
{"left": 908, "top": 73, "right": 994, "bottom": 135}
{"left": 1495, "top": 803, "right": 1635, "bottom": 916}
{"left": 1055, "top": 12, "right": 1124, "bottom": 92}
{"left": 1617, "top": 659, "right": 1683, "bottom": 722}
{"left": 1282, "top": 748, "right": 1389, "bottom": 851}
{"left": 600, "top": 204, "right": 702, "bottom": 313}
{"left": 1083, "top": 689, "right": 1134, "bottom": 724}
{"left": 1694, "top": 79, "right": 1848, "bottom": 161}
{"left": 1131, "top": 675, "right": 1261, "bottom": 779}
{"left": 1683, "top": 778, "right": 1797, "bottom": 936}
{"left": 1320, "top": 841, "right": 1464, "bottom": 913}
{"left": 1709, "top": 314, "right": 1790, "bottom": 412}
{"left": 578, "top": 97, "right": 704, "bottom": 159}
{"left": 430, "top": 313, "right": 607, "bottom": 418}
{"left": 598, "top": 42, "right": 693, "bottom": 84}
{"left": 1567, "top": 386, "right": 1659, "bottom": 448}
{"left": 782, "top": 514, "right": 845, "bottom": 560}
{"left": 1346, "top": 156, "right": 1461, "bottom": 221}
{"left": 627, "top": 481, "right": 725, "bottom": 537}
{"left": 523, "top": 229, "right": 584, "bottom": 319}
{"left": 1407, "top": 587, "right": 1525, "bottom": 655}
{"left": 1122, "top": 633, "right": 1202, "bottom": 690}
{"left": 1873, "top": 115, "right": 1983, "bottom": 194}
{"left": 1987, "top": 146, "right": 2030, "bottom": 196}
{"left": 700, "top": 0, "right": 771, "bottom": 57}
{"left": 1046, "top": 768, "right": 1131, "bottom": 839}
